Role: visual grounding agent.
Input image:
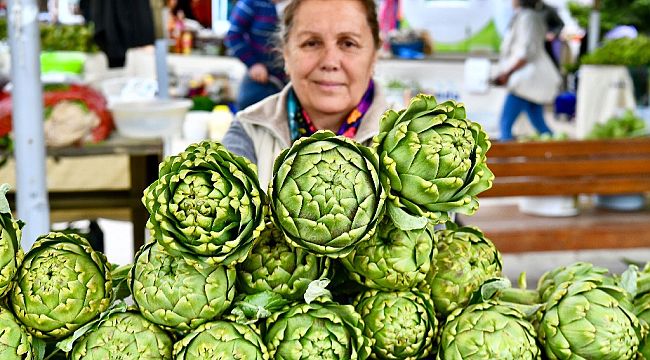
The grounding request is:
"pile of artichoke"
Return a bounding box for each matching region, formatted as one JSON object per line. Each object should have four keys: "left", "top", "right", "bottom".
{"left": 2, "top": 93, "right": 649, "bottom": 359}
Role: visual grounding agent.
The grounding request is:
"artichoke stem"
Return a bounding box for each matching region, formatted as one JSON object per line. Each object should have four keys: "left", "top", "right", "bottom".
{"left": 636, "top": 272, "right": 650, "bottom": 297}
{"left": 496, "top": 287, "right": 541, "bottom": 306}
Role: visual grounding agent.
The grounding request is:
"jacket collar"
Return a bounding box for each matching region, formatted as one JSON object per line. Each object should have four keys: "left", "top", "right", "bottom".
{"left": 236, "top": 82, "right": 387, "bottom": 148}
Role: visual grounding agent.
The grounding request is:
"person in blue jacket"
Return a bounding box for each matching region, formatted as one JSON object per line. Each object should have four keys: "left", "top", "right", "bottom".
{"left": 224, "top": 0, "right": 288, "bottom": 111}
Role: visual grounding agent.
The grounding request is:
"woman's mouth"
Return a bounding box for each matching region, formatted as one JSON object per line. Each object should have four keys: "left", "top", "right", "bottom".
{"left": 314, "top": 81, "right": 344, "bottom": 90}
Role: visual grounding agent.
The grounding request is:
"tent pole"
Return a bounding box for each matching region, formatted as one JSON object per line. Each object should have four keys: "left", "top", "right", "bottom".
{"left": 7, "top": 0, "right": 50, "bottom": 250}
{"left": 587, "top": 0, "right": 600, "bottom": 53}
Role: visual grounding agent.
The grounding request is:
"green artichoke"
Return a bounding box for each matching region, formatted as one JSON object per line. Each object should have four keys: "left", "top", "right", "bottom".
{"left": 436, "top": 301, "right": 541, "bottom": 360}
{"left": 0, "top": 306, "right": 36, "bottom": 360}
{"left": 355, "top": 290, "right": 437, "bottom": 359}
{"left": 341, "top": 219, "right": 435, "bottom": 291}
{"left": 0, "top": 183, "right": 24, "bottom": 298}
{"left": 174, "top": 320, "right": 270, "bottom": 360}
{"left": 270, "top": 130, "right": 385, "bottom": 258}
{"left": 70, "top": 310, "right": 173, "bottom": 360}
{"left": 537, "top": 262, "right": 611, "bottom": 302}
{"left": 130, "top": 241, "right": 236, "bottom": 334}
{"left": 236, "top": 222, "right": 330, "bottom": 301}
{"left": 264, "top": 299, "right": 372, "bottom": 359}
{"left": 422, "top": 222, "right": 502, "bottom": 318}
{"left": 143, "top": 140, "right": 266, "bottom": 266}
{"left": 633, "top": 264, "right": 650, "bottom": 359}
{"left": 635, "top": 291, "right": 650, "bottom": 360}
{"left": 10, "top": 232, "right": 113, "bottom": 340}
{"left": 539, "top": 280, "right": 642, "bottom": 360}
{"left": 373, "top": 94, "right": 493, "bottom": 228}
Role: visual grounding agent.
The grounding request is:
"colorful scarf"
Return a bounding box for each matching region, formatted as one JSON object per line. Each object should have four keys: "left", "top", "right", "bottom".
{"left": 287, "top": 80, "right": 375, "bottom": 142}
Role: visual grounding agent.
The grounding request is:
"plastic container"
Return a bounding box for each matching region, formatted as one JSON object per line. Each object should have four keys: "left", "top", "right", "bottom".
{"left": 109, "top": 98, "right": 192, "bottom": 139}
{"left": 40, "top": 51, "right": 86, "bottom": 74}
{"left": 100, "top": 77, "right": 158, "bottom": 107}
{"left": 183, "top": 111, "right": 211, "bottom": 142}
{"left": 208, "top": 105, "right": 233, "bottom": 142}
{"left": 594, "top": 194, "right": 647, "bottom": 211}
{"left": 518, "top": 196, "right": 580, "bottom": 217}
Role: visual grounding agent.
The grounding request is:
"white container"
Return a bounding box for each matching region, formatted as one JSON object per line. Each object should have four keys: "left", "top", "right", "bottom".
{"left": 518, "top": 196, "right": 580, "bottom": 217}
{"left": 109, "top": 98, "right": 192, "bottom": 139}
{"left": 183, "top": 111, "right": 212, "bottom": 142}
{"left": 100, "top": 77, "right": 158, "bottom": 107}
{"left": 209, "top": 105, "right": 234, "bottom": 142}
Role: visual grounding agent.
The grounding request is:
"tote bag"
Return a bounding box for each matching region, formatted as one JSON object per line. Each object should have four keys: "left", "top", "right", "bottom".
{"left": 508, "top": 50, "right": 562, "bottom": 104}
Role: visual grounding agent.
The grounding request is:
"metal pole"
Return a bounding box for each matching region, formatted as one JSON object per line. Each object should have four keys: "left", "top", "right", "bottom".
{"left": 151, "top": 0, "right": 169, "bottom": 99}
{"left": 7, "top": 0, "right": 50, "bottom": 250}
{"left": 587, "top": 0, "right": 600, "bottom": 53}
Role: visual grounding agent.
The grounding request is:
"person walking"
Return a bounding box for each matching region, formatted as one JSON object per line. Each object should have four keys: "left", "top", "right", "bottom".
{"left": 494, "top": 0, "right": 561, "bottom": 141}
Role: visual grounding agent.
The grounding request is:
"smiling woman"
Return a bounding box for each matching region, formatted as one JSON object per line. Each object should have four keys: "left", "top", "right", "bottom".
{"left": 222, "top": 0, "right": 389, "bottom": 189}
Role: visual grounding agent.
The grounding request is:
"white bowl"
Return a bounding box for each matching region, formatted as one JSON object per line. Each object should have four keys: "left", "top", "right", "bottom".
{"left": 110, "top": 98, "right": 192, "bottom": 139}
{"left": 518, "top": 196, "right": 580, "bottom": 217}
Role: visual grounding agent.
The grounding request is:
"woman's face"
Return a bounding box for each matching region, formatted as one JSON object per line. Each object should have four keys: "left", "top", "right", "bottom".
{"left": 283, "top": 0, "right": 377, "bottom": 120}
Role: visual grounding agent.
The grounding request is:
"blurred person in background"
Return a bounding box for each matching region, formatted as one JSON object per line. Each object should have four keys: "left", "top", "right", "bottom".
{"left": 222, "top": 0, "right": 388, "bottom": 188}
{"left": 224, "top": 0, "right": 289, "bottom": 111}
{"left": 537, "top": 1, "right": 565, "bottom": 69}
{"left": 493, "top": 0, "right": 561, "bottom": 141}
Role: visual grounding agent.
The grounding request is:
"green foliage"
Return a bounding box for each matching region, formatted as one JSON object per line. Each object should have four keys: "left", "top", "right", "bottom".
{"left": 0, "top": 17, "right": 98, "bottom": 53}
{"left": 587, "top": 109, "right": 647, "bottom": 139}
{"left": 581, "top": 35, "right": 650, "bottom": 66}
{"left": 568, "top": 0, "right": 650, "bottom": 36}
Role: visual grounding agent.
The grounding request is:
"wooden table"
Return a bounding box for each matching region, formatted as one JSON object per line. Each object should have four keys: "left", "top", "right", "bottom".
{"left": 5, "top": 136, "right": 163, "bottom": 254}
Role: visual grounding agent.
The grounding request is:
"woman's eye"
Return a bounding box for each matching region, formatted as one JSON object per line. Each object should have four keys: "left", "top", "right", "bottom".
{"left": 301, "top": 40, "right": 320, "bottom": 48}
{"left": 341, "top": 40, "right": 359, "bottom": 49}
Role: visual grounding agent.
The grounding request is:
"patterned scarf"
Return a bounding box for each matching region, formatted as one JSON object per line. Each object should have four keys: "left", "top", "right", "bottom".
{"left": 287, "top": 80, "right": 375, "bottom": 142}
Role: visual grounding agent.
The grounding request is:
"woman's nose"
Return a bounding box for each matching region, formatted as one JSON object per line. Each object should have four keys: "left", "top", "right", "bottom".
{"left": 319, "top": 45, "right": 342, "bottom": 71}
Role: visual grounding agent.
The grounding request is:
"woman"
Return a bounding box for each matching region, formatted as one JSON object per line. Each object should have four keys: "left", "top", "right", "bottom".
{"left": 222, "top": 0, "right": 387, "bottom": 189}
{"left": 494, "top": 0, "right": 561, "bottom": 141}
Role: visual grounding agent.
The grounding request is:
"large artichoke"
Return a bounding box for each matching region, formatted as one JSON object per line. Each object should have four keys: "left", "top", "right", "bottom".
{"left": 633, "top": 264, "right": 650, "bottom": 359}
{"left": 269, "top": 130, "right": 385, "bottom": 258}
{"left": 635, "top": 291, "right": 650, "bottom": 359}
{"left": 174, "top": 320, "right": 270, "bottom": 360}
{"left": 0, "top": 183, "right": 24, "bottom": 298}
{"left": 70, "top": 310, "right": 173, "bottom": 360}
{"left": 436, "top": 301, "right": 541, "bottom": 360}
{"left": 355, "top": 290, "right": 437, "bottom": 359}
{"left": 538, "top": 280, "right": 642, "bottom": 360}
{"left": 10, "top": 232, "right": 113, "bottom": 340}
{"left": 422, "top": 222, "right": 502, "bottom": 318}
{"left": 341, "top": 219, "right": 435, "bottom": 291}
{"left": 0, "top": 306, "right": 36, "bottom": 360}
{"left": 373, "top": 94, "right": 493, "bottom": 228}
{"left": 237, "top": 222, "right": 330, "bottom": 300}
{"left": 537, "top": 262, "right": 611, "bottom": 302}
{"left": 143, "top": 140, "right": 266, "bottom": 266}
{"left": 129, "top": 241, "right": 236, "bottom": 334}
{"left": 264, "top": 299, "right": 372, "bottom": 359}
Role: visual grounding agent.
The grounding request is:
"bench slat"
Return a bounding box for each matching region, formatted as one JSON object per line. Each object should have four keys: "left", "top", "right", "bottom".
{"left": 483, "top": 176, "right": 650, "bottom": 196}
{"left": 488, "top": 138, "right": 650, "bottom": 158}
{"left": 489, "top": 158, "right": 650, "bottom": 177}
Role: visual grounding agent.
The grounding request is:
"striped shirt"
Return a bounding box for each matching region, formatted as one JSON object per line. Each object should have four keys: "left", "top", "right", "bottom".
{"left": 224, "top": 0, "right": 284, "bottom": 78}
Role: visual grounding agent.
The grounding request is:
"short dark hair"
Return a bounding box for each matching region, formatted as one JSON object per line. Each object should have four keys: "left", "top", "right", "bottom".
{"left": 279, "top": 0, "right": 382, "bottom": 50}
{"left": 520, "top": 0, "right": 539, "bottom": 9}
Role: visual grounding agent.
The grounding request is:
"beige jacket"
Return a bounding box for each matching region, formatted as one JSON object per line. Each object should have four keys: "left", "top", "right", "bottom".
{"left": 236, "top": 83, "right": 389, "bottom": 190}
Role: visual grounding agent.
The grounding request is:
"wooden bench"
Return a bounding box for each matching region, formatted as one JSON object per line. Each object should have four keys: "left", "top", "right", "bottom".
{"left": 483, "top": 137, "right": 650, "bottom": 197}
{"left": 462, "top": 137, "right": 650, "bottom": 252}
